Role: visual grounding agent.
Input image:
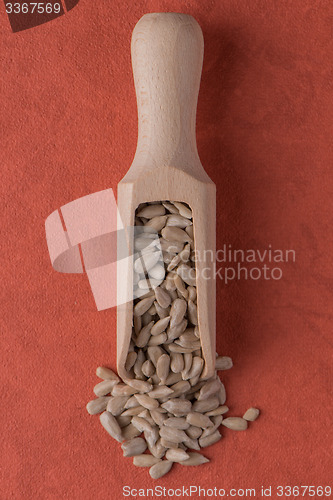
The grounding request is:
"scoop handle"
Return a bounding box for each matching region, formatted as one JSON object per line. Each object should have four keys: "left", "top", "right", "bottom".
{"left": 130, "top": 13, "right": 204, "bottom": 173}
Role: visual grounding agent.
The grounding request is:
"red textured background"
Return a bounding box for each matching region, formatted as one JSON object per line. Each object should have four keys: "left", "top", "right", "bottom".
{"left": 1, "top": 1, "right": 332, "bottom": 499}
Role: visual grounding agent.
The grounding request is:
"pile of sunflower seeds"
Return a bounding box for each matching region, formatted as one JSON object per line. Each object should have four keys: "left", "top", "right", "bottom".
{"left": 86, "top": 201, "right": 259, "bottom": 479}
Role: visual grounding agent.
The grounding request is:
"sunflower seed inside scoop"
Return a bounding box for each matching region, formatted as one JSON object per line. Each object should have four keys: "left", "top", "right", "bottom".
{"left": 134, "top": 296, "right": 155, "bottom": 316}
{"left": 170, "top": 298, "right": 187, "bottom": 328}
{"left": 145, "top": 215, "right": 168, "bottom": 231}
{"left": 151, "top": 316, "right": 170, "bottom": 335}
{"left": 177, "top": 264, "right": 196, "bottom": 287}
{"left": 156, "top": 354, "right": 170, "bottom": 384}
{"left": 135, "top": 321, "right": 154, "bottom": 348}
{"left": 161, "top": 226, "right": 191, "bottom": 243}
{"left": 141, "top": 360, "right": 155, "bottom": 377}
{"left": 137, "top": 205, "right": 166, "bottom": 218}
{"left": 166, "top": 214, "right": 192, "bottom": 228}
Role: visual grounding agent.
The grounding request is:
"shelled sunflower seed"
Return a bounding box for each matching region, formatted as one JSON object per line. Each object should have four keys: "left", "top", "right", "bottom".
{"left": 86, "top": 200, "right": 260, "bottom": 479}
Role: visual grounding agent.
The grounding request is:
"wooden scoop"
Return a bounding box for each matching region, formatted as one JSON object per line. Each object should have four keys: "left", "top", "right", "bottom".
{"left": 117, "top": 13, "right": 216, "bottom": 380}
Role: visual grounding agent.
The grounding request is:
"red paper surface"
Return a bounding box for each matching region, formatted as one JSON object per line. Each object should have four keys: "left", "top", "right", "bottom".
{"left": 1, "top": 1, "right": 332, "bottom": 499}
